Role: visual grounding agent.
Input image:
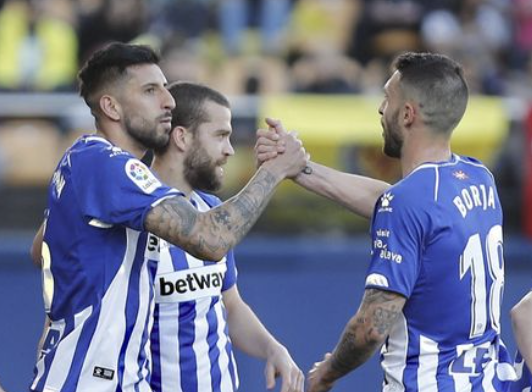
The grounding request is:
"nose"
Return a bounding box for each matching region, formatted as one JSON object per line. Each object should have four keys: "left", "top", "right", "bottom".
{"left": 163, "top": 88, "right": 176, "bottom": 110}
{"left": 378, "top": 101, "right": 384, "bottom": 116}
{"left": 224, "top": 139, "right": 235, "bottom": 157}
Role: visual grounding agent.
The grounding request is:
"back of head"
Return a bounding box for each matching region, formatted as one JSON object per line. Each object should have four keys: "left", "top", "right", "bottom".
{"left": 168, "top": 82, "right": 230, "bottom": 132}
{"left": 78, "top": 42, "right": 160, "bottom": 114}
{"left": 392, "top": 52, "right": 469, "bottom": 135}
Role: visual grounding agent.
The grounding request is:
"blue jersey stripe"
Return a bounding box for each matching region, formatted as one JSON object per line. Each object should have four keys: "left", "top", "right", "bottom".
{"left": 179, "top": 301, "right": 198, "bottom": 392}
{"left": 151, "top": 304, "right": 162, "bottom": 392}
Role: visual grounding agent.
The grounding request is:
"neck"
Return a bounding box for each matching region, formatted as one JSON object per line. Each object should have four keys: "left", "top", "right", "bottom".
{"left": 400, "top": 130, "right": 452, "bottom": 177}
{"left": 151, "top": 154, "right": 193, "bottom": 197}
{"left": 96, "top": 122, "right": 146, "bottom": 159}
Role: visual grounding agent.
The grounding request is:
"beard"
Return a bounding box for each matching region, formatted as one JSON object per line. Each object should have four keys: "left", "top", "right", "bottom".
{"left": 124, "top": 115, "right": 170, "bottom": 150}
{"left": 183, "top": 141, "right": 223, "bottom": 192}
{"left": 382, "top": 110, "right": 403, "bottom": 159}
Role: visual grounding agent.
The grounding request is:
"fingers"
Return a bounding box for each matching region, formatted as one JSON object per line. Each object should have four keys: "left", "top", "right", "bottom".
{"left": 280, "top": 366, "right": 305, "bottom": 392}
{"left": 265, "top": 118, "right": 288, "bottom": 136}
{"left": 297, "top": 367, "right": 305, "bottom": 392}
{"left": 265, "top": 361, "right": 276, "bottom": 390}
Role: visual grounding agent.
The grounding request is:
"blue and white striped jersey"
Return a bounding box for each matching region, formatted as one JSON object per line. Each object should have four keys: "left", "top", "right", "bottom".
{"left": 150, "top": 191, "right": 239, "bottom": 392}
{"left": 510, "top": 351, "right": 532, "bottom": 392}
{"left": 31, "top": 135, "right": 179, "bottom": 392}
{"left": 366, "top": 154, "right": 516, "bottom": 392}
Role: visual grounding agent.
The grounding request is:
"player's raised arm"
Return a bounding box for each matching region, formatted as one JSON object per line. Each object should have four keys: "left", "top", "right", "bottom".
{"left": 511, "top": 291, "right": 532, "bottom": 373}
{"left": 307, "top": 289, "right": 406, "bottom": 392}
{"left": 255, "top": 120, "right": 390, "bottom": 219}
{"left": 145, "top": 130, "right": 307, "bottom": 261}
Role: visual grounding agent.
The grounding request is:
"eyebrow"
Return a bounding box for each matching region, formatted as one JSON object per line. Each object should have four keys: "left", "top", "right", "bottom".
{"left": 215, "top": 129, "right": 232, "bottom": 135}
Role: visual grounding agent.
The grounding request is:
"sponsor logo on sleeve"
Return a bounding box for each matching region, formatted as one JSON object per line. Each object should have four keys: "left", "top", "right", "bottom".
{"left": 366, "top": 273, "right": 389, "bottom": 288}
{"left": 125, "top": 159, "right": 161, "bottom": 194}
{"left": 373, "top": 237, "right": 403, "bottom": 264}
{"left": 378, "top": 192, "right": 394, "bottom": 213}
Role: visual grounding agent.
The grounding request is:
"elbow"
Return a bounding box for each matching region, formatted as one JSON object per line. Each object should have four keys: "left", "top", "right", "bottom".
{"left": 189, "top": 246, "right": 226, "bottom": 262}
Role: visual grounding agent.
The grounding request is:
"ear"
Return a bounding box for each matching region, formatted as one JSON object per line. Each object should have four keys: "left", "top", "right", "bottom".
{"left": 99, "top": 95, "right": 122, "bottom": 121}
{"left": 403, "top": 102, "right": 416, "bottom": 128}
{"left": 170, "top": 126, "right": 190, "bottom": 152}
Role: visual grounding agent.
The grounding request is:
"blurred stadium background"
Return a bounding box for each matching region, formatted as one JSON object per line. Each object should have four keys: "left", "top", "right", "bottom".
{"left": 1, "top": 0, "right": 532, "bottom": 391}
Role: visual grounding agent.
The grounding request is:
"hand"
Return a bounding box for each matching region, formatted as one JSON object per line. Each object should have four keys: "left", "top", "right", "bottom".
{"left": 307, "top": 353, "right": 335, "bottom": 392}
{"left": 254, "top": 117, "right": 289, "bottom": 167}
{"left": 255, "top": 127, "right": 286, "bottom": 167}
{"left": 264, "top": 343, "right": 304, "bottom": 392}
{"left": 261, "top": 119, "right": 308, "bottom": 179}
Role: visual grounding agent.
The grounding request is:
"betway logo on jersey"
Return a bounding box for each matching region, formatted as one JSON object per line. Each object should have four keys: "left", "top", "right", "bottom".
{"left": 155, "top": 263, "right": 227, "bottom": 303}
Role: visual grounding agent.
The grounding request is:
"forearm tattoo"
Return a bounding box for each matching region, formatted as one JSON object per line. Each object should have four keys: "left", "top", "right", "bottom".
{"left": 145, "top": 168, "right": 278, "bottom": 259}
{"left": 326, "top": 289, "right": 405, "bottom": 382}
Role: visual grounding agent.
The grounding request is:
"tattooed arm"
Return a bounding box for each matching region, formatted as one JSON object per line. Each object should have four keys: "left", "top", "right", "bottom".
{"left": 307, "top": 289, "right": 406, "bottom": 392}
{"left": 145, "top": 131, "right": 307, "bottom": 261}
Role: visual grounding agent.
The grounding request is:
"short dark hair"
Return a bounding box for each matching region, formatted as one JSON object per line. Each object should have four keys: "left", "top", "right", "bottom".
{"left": 392, "top": 52, "right": 469, "bottom": 134}
{"left": 78, "top": 42, "right": 161, "bottom": 111}
{"left": 153, "top": 82, "right": 230, "bottom": 155}
{"left": 168, "top": 82, "right": 230, "bottom": 131}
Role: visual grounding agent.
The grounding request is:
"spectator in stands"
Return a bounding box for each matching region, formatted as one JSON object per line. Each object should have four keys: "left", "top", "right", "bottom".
{"left": 0, "top": 0, "right": 78, "bottom": 91}
{"left": 77, "top": 0, "right": 146, "bottom": 63}
{"left": 218, "top": 0, "right": 293, "bottom": 55}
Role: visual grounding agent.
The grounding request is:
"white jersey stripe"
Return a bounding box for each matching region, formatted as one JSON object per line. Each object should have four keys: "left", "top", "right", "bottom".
{"left": 76, "top": 229, "right": 141, "bottom": 392}
{"left": 417, "top": 336, "right": 439, "bottom": 392}
{"left": 44, "top": 308, "right": 92, "bottom": 390}
{"left": 215, "top": 301, "right": 233, "bottom": 392}
{"left": 31, "top": 318, "right": 66, "bottom": 390}
{"left": 382, "top": 313, "right": 408, "bottom": 392}
{"left": 159, "top": 304, "right": 181, "bottom": 392}
{"left": 193, "top": 297, "right": 213, "bottom": 392}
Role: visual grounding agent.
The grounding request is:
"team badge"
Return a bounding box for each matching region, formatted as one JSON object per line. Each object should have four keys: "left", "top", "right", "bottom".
{"left": 125, "top": 159, "right": 161, "bottom": 194}
{"left": 453, "top": 170, "right": 468, "bottom": 180}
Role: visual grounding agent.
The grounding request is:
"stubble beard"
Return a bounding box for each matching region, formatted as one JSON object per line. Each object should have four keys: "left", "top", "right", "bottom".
{"left": 125, "top": 116, "right": 170, "bottom": 150}
{"left": 382, "top": 110, "right": 403, "bottom": 159}
{"left": 184, "top": 141, "right": 223, "bottom": 193}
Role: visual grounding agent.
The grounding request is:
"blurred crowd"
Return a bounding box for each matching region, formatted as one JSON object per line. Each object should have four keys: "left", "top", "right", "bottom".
{"left": 0, "top": 0, "right": 531, "bottom": 99}
{"left": 1, "top": 0, "right": 532, "bottom": 235}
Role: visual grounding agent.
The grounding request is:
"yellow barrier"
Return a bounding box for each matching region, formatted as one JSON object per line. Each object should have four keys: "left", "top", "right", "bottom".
{"left": 259, "top": 95, "right": 508, "bottom": 163}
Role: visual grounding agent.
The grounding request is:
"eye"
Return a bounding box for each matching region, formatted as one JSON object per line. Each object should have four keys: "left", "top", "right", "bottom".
{"left": 145, "top": 87, "right": 155, "bottom": 94}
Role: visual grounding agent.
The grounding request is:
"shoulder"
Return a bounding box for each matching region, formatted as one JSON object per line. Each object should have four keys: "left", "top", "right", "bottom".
{"left": 384, "top": 167, "right": 439, "bottom": 208}
{"left": 71, "top": 135, "right": 133, "bottom": 163}
{"left": 454, "top": 155, "right": 495, "bottom": 180}
{"left": 194, "top": 191, "right": 222, "bottom": 208}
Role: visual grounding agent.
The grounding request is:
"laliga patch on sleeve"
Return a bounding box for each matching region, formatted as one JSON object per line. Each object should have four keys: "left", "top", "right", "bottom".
{"left": 125, "top": 158, "right": 162, "bottom": 194}
{"left": 365, "top": 273, "right": 389, "bottom": 288}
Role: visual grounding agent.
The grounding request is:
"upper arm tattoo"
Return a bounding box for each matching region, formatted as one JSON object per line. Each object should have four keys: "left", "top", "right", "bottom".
{"left": 144, "top": 168, "right": 279, "bottom": 260}
{"left": 326, "top": 289, "right": 406, "bottom": 382}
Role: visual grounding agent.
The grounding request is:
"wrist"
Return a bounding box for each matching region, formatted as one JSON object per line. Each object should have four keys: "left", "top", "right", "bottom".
{"left": 261, "top": 160, "right": 286, "bottom": 182}
{"left": 265, "top": 340, "right": 286, "bottom": 358}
